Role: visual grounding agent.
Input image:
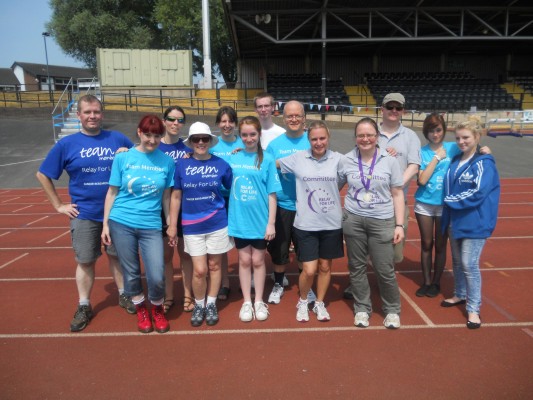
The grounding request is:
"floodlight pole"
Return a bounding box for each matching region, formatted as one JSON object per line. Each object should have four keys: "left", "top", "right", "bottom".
{"left": 201, "top": 0, "right": 212, "bottom": 89}
{"left": 42, "top": 32, "right": 52, "bottom": 102}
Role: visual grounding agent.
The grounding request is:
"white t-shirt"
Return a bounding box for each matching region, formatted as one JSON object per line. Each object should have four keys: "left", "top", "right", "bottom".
{"left": 261, "top": 123, "right": 285, "bottom": 150}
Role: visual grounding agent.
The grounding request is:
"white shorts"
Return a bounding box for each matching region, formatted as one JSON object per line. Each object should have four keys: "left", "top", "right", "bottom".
{"left": 414, "top": 201, "right": 443, "bottom": 217}
{"left": 183, "top": 227, "right": 234, "bottom": 256}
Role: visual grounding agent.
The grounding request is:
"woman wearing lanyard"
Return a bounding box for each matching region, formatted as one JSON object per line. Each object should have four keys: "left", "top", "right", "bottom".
{"left": 277, "top": 121, "right": 344, "bottom": 322}
{"left": 339, "top": 117, "right": 405, "bottom": 329}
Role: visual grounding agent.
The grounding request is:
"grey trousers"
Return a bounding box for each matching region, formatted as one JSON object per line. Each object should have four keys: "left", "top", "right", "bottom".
{"left": 342, "top": 210, "right": 401, "bottom": 315}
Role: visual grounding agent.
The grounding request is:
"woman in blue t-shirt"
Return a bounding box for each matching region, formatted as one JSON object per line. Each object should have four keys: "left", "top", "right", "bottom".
{"left": 209, "top": 106, "right": 243, "bottom": 301}
{"left": 102, "top": 115, "right": 175, "bottom": 334}
{"left": 414, "top": 113, "right": 490, "bottom": 299}
{"left": 167, "top": 122, "right": 234, "bottom": 328}
{"left": 228, "top": 116, "right": 281, "bottom": 323}
{"left": 159, "top": 106, "right": 194, "bottom": 314}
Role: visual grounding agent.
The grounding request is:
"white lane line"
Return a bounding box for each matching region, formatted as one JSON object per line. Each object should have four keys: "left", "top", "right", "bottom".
{"left": 0, "top": 253, "right": 29, "bottom": 270}
{"left": 1, "top": 197, "right": 20, "bottom": 203}
{"left": 0, "top": 322, "right": 532, "bottom": 339}
{"left": 25, "top": 216, "right": 49, "bottom": 226}
{"left": 0, "top": 158, "right": 45, "bottom": 167}
{"left": 46, "top": 230, "right": 70, "bottom": 244}
{"left": 0, "top": 231, "right": 12, "bottom": 237}
{"left": 30, "top": 189, "right": 44, "bottom": 195}
{"left": 12, "top": 205, "right": 33, "bottom": 212}
{"left": 399, "top": 287, "right": 435, "bottom": 326}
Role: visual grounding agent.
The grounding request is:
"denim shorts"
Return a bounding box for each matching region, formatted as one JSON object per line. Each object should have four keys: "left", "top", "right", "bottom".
{"left": 70, "top": 218, "right": 117, "bottom": 264}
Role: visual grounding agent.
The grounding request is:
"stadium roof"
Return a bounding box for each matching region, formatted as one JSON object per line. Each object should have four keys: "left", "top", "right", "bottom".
{"left": 222, "top": 1, "right": 533, "bottom": 59}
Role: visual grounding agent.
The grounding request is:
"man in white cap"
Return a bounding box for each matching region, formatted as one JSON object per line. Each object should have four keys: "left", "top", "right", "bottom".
{"left": 344, "top": 92, "right": 421, "bottom": 299}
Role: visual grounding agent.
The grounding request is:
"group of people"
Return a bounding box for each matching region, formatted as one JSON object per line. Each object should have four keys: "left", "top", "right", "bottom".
{"left": 37, "top": 91, "right": 499, "bottom": 334}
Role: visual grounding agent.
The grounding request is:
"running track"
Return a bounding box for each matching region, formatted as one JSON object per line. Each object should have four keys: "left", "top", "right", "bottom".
{"left": 1, "top": 180, "right": 532, "bottom": 399}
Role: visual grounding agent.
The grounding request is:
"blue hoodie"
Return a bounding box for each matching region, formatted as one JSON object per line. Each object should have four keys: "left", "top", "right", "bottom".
{"left": 442, "top": 152, "right": 500, "bottom": 239}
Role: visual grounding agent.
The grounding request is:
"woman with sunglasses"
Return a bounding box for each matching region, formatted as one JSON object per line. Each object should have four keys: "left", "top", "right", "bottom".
{"left": 338, "top": 117, "right": 405, "bottom": 329}
{"left": 228, "top": 116, "right": 281, "bottom": 322}
{"left": 159, "top": 106, "right": 194, "bottom": 314}
{"left": 102, "top": 114, "right": 175, "bottom": 333}
{"left": 167, "top": 122, "right": 233, "bottom": 327}
{"left": 209, "top": 106, "right": 243, "bottom": 301}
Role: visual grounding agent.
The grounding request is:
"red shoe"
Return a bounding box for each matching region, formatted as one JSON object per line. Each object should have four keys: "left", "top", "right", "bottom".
{"left": 152, "top": 305, "right": 170, "bottom": 333}
{"left": 136, "top": 303, "right": 153, "bottom": 333}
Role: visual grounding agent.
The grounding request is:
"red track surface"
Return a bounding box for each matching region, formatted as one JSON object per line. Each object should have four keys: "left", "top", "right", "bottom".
{"left": 1, "top": 181, "right": 532, "bottom": 399}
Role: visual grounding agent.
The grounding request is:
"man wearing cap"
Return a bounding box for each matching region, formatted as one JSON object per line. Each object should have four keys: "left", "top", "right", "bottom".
{"left": 379, "top": 93, "right": 421, "bottom": 262}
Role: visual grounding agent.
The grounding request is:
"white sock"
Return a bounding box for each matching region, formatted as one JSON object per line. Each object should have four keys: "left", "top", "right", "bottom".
{"left": 206, "top": 296, "right": 217, "bottom": 305}
{"left": 195, "top": 298, "right": 205, "bottom": 308}
{"left": 79, "top": 299, "right": 90, "bottom": 306}
{"left": 132, "top": 295, "right": 145, "bottom": 305}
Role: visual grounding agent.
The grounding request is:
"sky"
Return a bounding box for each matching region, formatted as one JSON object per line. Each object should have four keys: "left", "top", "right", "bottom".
{"left": 0, "top": 0, "right": 85, "bottom": 69}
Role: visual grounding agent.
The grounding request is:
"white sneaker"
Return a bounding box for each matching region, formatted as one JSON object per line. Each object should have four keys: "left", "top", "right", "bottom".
{"left": 307, "top": 288, "right": 317, "bottom": 303}
{"left": 383, "top": 313, "right": 400, "bottom": 329}
{"left": 254, "top": 301, "right": 269, "bottom": 321}
{"left": 271, "top": 272, "right": 289, "bottom": 287}
{"left": 268, "top": 283, "right": 284, "bottom": 304}
{"left": 296, "top": 300, "right": 309, "bottom": 322}
{"left": 239, "top": 302, "right": 254, "bottom": 322}
{"left": 312, "top": 301, "right": 330, "bottom": 321}
{"left": 354, "top": 311, "right": 370, "bottom": 328}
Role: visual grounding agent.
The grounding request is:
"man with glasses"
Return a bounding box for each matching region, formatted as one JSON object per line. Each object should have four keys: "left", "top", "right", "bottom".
{"left": 266, "top": 100, "right": 314, "bottom": 305}
{"left": 254, "top": 92, "right": 286, "bottom": 150}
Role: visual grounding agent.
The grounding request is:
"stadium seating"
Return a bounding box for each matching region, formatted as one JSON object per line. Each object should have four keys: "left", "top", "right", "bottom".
{"left": 365, "top": 72, "right": 520, "bottom": 111}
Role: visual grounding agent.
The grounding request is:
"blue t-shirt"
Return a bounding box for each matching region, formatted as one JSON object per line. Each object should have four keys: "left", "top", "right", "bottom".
{"left": 415, "top": 141, "right": 461, "bottom": 206}
{"left": 210, "top": 137, "right": 244, "bottom": 198}
{"left": 38, "top": 130, "right": 133, "bottom": 222}
{"left": 173, "top": 155, "right": 233, "bottom": 235}
{"left": 266, "top": 133, "right": 310, "bottom": 211}
{"left": 108, "top": 148, "right": 175, "bottom": 229}
{"left": 228, "top": 151, "right": 281, "bottom": 239}
{"left": 159, "top": 139, "right": 190, "bottom": 164}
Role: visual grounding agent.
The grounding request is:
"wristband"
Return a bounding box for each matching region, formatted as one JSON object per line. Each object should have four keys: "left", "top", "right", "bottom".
{"left": 434, "top": 154, "right": 442, "bottom": 161}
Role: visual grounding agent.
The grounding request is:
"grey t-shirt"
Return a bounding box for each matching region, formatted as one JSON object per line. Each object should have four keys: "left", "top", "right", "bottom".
{"left": 278, "top": 149, "right": 344, "bottom": 231}
{"left": 339, "top": 147, "right": 403, "bottom": 219}
{"left": 378, "top": 123, "right": 421, "bottom": 195}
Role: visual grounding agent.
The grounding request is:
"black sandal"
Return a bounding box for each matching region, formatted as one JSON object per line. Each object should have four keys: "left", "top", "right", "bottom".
{"left": 217, "top": 286, "right": 231, "bottom": 301}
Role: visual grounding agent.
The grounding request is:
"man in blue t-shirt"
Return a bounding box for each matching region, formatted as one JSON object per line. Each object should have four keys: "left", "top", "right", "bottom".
{"left": 266, "top": 100, "right": 312, "bottom": 305}
{"left": 36, "top": 95, "right": 134, "bottom": 332}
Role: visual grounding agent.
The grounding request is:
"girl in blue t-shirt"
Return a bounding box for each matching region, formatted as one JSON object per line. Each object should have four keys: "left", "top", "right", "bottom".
{"left": 209, "top": 106, "right": 243, "bottom": 301}
{"left": 414, "top": 113, "right": 490, "bottom": 298}
{"left": 228, "top": 116, "right": 281, "bottom": 323}
{"left": 102, "top": 114, "right": 175, "bottom": 334}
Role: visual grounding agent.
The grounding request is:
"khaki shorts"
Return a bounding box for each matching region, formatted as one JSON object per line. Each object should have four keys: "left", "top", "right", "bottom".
{"left": 183, "top": 227, "right": 234, "bottom": 257}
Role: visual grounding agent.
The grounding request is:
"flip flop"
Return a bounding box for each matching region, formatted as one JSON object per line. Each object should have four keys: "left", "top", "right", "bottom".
{"left": 217, "top": 286, "right": 231, "bottom": 301}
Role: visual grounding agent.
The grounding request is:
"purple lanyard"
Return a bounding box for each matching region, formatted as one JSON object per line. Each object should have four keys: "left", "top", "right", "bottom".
{"left": 357, "top": 149, "right": 378, "bottom": 191}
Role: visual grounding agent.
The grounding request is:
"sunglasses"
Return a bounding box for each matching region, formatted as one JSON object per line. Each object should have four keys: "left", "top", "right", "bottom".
{"left": 190, "top": 135, "right": 212, "bottom": 144}
{"left": 166, "top": 116, "right": 185, "bottom": 123}
{"left": 384, "top": 105, "right": 404, "bottom": 111}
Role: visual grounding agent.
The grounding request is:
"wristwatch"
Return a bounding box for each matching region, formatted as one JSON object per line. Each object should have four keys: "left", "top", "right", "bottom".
{"left": 395, "top": 224, "right": 405, "bottom": 229}
{"left": 434, "top": 154, "right": 442, "bottom": 161}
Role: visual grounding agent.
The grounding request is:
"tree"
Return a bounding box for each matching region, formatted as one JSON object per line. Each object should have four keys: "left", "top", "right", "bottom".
{"left": 48, "top": 0, "right": 236, "bottom": 83}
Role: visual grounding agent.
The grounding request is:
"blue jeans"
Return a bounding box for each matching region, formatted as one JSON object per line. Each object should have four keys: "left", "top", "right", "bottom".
{"left": 449, "top": 233, "right": 486, "bottom": 314}
{"left": 109, "top": 219, "right": 165, "bottom": 302}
